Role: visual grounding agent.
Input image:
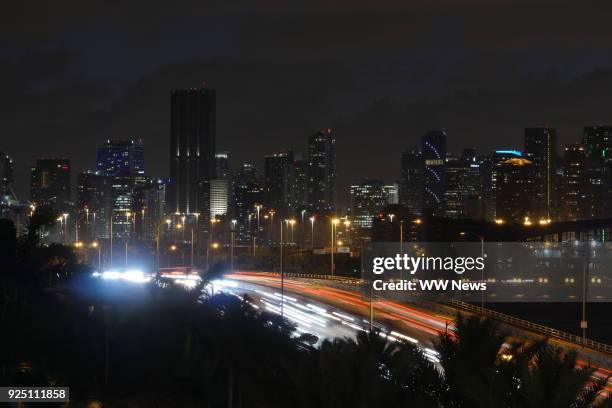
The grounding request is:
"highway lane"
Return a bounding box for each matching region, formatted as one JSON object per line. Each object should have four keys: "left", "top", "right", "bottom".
{"left": 223, "top": 271, "right": 612, "bottom": 393}
{"left": 210, "top": 277, "right": 442, "bottom": 364}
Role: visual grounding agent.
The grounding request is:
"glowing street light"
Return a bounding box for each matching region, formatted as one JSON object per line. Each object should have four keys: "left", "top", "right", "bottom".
{"left": 91, "top": 241, "right": 101, "bottom": 269}
{"left": 62, "top": 213, "right": 69, "bottom": 244}
{"left": 207, "top": 218, "right": 220, "bottom": 269}
{"left": 310, "top": 216, "right": 315, "bottom": 250}
{"left": 330, "top": 218, "right": 340, "bottom": 276}
{"left": 289, "top": 219, "right": 296, "bottom": 243}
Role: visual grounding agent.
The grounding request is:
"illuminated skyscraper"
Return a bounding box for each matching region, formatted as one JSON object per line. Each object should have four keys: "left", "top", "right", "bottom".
{"left": 0, "top": 152, "right": 14, "bottom": 203}
{"left": 76, "top": 170, "right": 109, "bottom": 240}
{"left": 30, "top": 158, "right": 71, "bottom": 210}
{"left": 350, "top": 179, "right": 387, "bottom": 229}
{"left": 288, "top": 158, "right": 308, "bottom": 212}
{"left": 97, "top": 139, "right": 144, "bottom": 176}
{"left": 215, "top": 151, "right": 230, "bottom": 180}
{"left": 524, "top": 127, "right": 557, "bottom": 219}
{"left": 307, "top": 128, "right": 336, "bottom": 212}
{"left": 496, "top": 157, "right": 542, "bottom": 224}
{"left": 384, "top": 183, "right": 399, "bottom": 205}
{"left": 264, "top": 152, "right": 292, "bottom": 215}
{"left": 421, "top": 130, "right": 446, "bottom": 216}
{"left": 210, "top": 179, "right": 229, "bottom": 218}
{"left": 399, "top": 148, "right": 423, "bottom": 214}
{"left": 582, "top": 126, "right": 612, "bottom": 218}
{"left": 232, "top": 163, "right": 263, "bottom": 244}
{"left": 562, "top": 144, "right": 588, "bottom": 221}
{"left": 168, "top": 87, "right": 216, "bottom": 215}
{"left": 444, "top": 155, "right": 481, "bottom": 219}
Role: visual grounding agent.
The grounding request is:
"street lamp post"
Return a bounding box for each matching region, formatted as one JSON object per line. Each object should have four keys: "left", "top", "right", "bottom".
{"left": 109, "top": 214, "right": 113, "bottom": 268}
{"left": 280, "top": 219, "right": 284, "bottom": 318}
{"left": 343, "top": 219, "right": 351, "bottom": 246}
{"left": 255, "top": 204, "right": 262, "bottom": 233}
{"left": 330, "top": 218, "right": 340, "bottom": 276}
{"left": 92, "top": 241, "right": 101, "bottom": 269}
{"left": 181, "top": 215, "right": 186, "bottom": 241}
{"left": 207, "top": 218, "right": 219, "bottom": 269}
{"left": 194, "top": 212, "right": 200, "bottom": 257}
{"left": 460, "top": 231, "right": 485, "bottom": 309}
{"left": 191, "top": 228, "right": 194, "bottom": 267}
{"left": 125, "top": 211, "right": 131, "bottom": 266}
{"left": 269, "top": 210, "right": 275, "bottom": 245}
{"left": 310, "top": 216, "right": 315, "bottom": 250}
{"left": 289, "top": 219, "right": 296, "bottom": 244}
{"left": 62, "top": 213, "right": 69, "bottom": 244}
{"left": 231, "top": 220, "right": 237, "bottom": 273}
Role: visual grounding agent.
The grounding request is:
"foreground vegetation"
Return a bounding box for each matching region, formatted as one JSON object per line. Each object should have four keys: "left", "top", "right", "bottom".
{"left": 0, "top": 215, "right": 610, "bottom": 407}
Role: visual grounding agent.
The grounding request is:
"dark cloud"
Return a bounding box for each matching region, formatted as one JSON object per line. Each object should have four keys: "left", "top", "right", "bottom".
{"left": 3, "top": 0, "right": 612, "bottom": 205}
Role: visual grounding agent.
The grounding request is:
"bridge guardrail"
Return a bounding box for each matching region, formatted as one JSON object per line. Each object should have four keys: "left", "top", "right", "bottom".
{"left": 239, "top": 271, "right": 364, "bottom": 285}
{"left": 446, "top": 300, "right": 612, "bottom": 355}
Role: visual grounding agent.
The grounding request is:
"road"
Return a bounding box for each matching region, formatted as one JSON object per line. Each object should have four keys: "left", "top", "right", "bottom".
{"left": 212, "top": 274, "right": 442, "bottom": 364}
{"left": 221, "top": 271, "right": 612, "bottom": 392}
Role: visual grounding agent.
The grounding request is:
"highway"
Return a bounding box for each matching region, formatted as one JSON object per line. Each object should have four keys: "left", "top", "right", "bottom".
{"left": 211, "top": 275, "right": 442, "bottom": 364}
{"left": 221, "top": 271, "right": 612, "bottom": 392}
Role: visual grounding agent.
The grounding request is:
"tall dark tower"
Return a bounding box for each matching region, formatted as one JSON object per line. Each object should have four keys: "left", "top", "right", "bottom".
{"left": 168, "top": 87, "right": 216, "bottom": 215}
{"left": 399, "top": 147, "right": 423, "bottom": 215}
{"left": 30, "top": 158, "right": 72, "bottom": 212}
{"left": 307, "top": 128, "right": 336, "bottom": 212}
{"left": 421, "top": 130, "right": 447, "bottom": 216}
{"left": 524, "top": 127, "right": 557, "bottom": 219}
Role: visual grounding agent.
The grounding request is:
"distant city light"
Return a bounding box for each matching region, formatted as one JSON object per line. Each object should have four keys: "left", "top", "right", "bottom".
{"left": 495, "top": 150, "right": 523, "bottom": 157}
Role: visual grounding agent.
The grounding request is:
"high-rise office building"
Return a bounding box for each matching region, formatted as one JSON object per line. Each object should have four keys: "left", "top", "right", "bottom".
{"left": 350, "top": 179, "right": 387, "bottom": 229}
{"left": 399, "top": 148, "right": 423, "bottom": 215}
{"left": 264, "top": 152, "right": 292, "bottom": 215}
{"left": 108, "top": 175, "right": 146, "bottom": 238}
{"left": 232, "top": 163, "right": 264, "bottom": 244}
{"left": 524, "top": 127, "right": 557, "bottom": 219}
{"left": 288, "top": 158, "right": 308, "bottom": 213}
{"left": 582, "top": 126, "right": 612, "bottom": 219}
{"left": 0, "top": 152, "right": 14, "bottom": 203}
{"left": 444, "top": 158, "right": 481, "bottom": 219}
{"left": 210, "top": 179, "right": 229, "bottom": 218}
{"left": 422, "top": 130, "right": 447, "bottom": 216}
{"left": 562, "top": 144, "right": 589, "bottom": 221}
{"left": 496, "top": 157, "right": 542, "bottom": 224}
{"left": 168, "top": 87, "right": 216, "bottom": 215}
{"left": 307, "top": 128, "right": 336, "bottom": 212}
{"left": 138, "top": 178, "right": 166, "bottom": 241}
{"left": 487, "top": 150, "right": 523, "bottom": 220}
{"left": 76, "top": 170, "right": 109, "bottom": 240}
{"left": 30, "top": 158, "right": 71, "bottom": 210}
{"left": 97, "top": 139, "right": 144, "bottom": 176}
{"left": 583, "top": 126, "right": 612, "bottom": 164}
{"left": 215, "top": 151, "right": 230, "bottom": 180}
{"left": 384, "top": 183, "right": 399, "bottom": 205}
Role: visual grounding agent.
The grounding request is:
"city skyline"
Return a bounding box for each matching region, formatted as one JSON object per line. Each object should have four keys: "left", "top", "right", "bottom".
{"left": 4, "top": 117, "right": 612, "bottom": 211}
{"left": 7, "top": 3, "right": 612, "bottom": 204}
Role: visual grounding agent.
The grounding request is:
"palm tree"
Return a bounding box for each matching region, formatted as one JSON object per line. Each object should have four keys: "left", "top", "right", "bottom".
{"left": 436, "top": 314, "right": 611, "bottom": 408}
{"left": 518, "top": 346, "right": 609, "bottom": 408}
{"left": 437, "top": 313, "right": 512, "bottom": 407}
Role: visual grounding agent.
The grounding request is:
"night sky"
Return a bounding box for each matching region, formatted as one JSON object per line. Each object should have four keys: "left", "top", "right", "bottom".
{"left": 4, "top": 1, "right": 612, "bottom": 203}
